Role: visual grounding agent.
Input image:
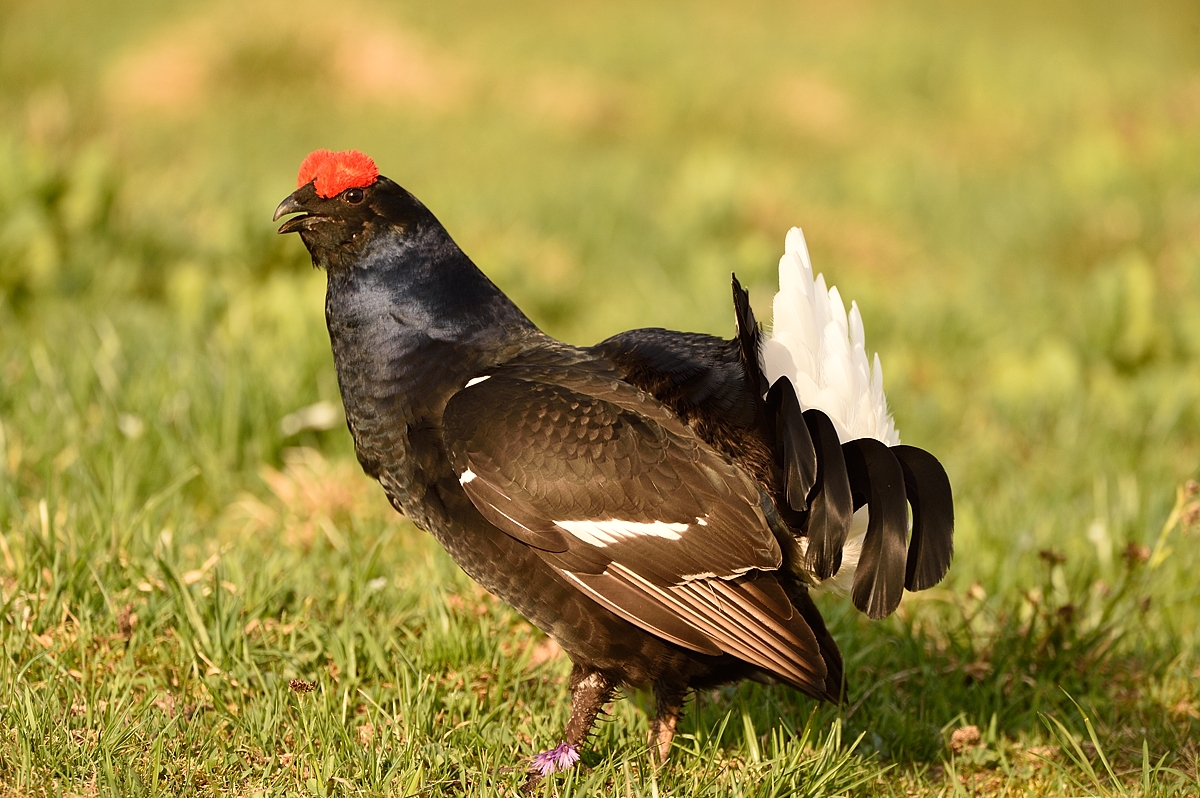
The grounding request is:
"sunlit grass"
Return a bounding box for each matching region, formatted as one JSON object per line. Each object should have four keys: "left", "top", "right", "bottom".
{"left": 2, "top": 0, "right": 1199, "bottom": 794}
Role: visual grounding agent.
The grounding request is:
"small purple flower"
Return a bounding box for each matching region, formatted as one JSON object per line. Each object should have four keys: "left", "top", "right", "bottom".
{"left": 530, "top": 742, "right": 580, "bottom": 776}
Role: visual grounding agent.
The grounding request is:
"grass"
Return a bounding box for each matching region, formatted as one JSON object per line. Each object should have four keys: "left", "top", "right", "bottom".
{"left": 2, "top": 0, "right": 1199, "bottom": 794}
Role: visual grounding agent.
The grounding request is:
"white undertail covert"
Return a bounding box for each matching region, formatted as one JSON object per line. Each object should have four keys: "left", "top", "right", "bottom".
{"left": 760, "top": 228, "right": 901, "bottom": 592}
{"left": 761, "top": 228, "right": 899, "bottom": 447}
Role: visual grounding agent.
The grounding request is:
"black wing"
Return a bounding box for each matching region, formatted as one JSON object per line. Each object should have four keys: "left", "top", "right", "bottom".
{"left": 441, "top": 357, "right": 835, "bottom": 698}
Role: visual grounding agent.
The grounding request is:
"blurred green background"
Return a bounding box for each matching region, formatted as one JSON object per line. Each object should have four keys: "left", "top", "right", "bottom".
{"left": 4, "top": 0, "right": 1198, "bottom": 591}
{"left": 1, "top": 0, "right": 1198, "bottom": 793}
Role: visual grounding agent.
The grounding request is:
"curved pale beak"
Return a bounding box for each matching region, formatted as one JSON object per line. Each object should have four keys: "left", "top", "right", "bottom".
{"left": 273, "top": 194, "right": 305, "bottom": 222}
{"left": 274, "top": 193, "right": 324, "bottom": 234}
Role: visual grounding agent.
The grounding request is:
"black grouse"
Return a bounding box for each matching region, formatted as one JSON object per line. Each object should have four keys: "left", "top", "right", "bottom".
{"left": 274, "top": 149, "right": 954, "bottom": 783}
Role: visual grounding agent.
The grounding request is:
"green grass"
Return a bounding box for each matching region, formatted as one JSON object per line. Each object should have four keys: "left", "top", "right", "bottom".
{"left": 2, "top": 0, "right": 1199, "bottom": 794}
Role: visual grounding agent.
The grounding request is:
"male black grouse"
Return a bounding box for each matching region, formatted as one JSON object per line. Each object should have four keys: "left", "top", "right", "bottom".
{"left": 274, "top": 149, "right": 953, "bottom": 782}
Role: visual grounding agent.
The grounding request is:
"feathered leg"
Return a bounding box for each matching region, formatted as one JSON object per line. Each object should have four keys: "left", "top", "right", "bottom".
{"left": 523, "top": 664, "right": 614, "bottom": 792}
{"left": 649, "top": 682, "right": 686, "bottom": 764}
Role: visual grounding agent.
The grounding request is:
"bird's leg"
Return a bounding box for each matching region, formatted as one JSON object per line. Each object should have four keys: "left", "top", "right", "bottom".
{"left": 563, "top": 667, "right": 615, "bottom": 747}
{"left": 524, "top": 664, "right": 614, "bottom": 790}
{"left": 649, "top": 682, "right": 686, "bottom": 764}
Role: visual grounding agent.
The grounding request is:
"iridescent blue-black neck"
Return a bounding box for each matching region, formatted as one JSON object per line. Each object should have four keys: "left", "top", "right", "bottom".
{"left": 300, "top": 180, "right": 539, "bottom": 522}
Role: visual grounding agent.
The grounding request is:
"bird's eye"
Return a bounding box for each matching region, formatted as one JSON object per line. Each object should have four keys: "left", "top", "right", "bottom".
{"left": 343, "top": 188, "right": 365, "bottom": 204}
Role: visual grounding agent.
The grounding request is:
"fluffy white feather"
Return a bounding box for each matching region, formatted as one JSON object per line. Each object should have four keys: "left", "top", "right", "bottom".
{"left": 760, "top": 228, "right": 900, "bottom": 594}
{"left": 761, "top": 227, "right": 899, "bottom": 446}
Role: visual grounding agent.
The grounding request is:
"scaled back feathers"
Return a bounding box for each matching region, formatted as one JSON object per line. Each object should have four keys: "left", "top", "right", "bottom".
{"left": 762, "top": 228, "right": 899, "bottom": 446}
{"left": 298, "top": 149, "right": 380, "bottom": 198}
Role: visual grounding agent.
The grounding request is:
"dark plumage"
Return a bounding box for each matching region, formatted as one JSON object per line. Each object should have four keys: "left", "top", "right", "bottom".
{"left": 274, "top": 150, "right": 954, "bottom": 784}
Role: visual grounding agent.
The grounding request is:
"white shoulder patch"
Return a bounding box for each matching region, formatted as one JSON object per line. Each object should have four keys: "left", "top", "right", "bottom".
{"left": 459, "top": 468, "right": 477, "bottom": 484}
{"left": 465, "top": 375, "right": 491, "bottom": 388}
{"left": 554, "top": 519, "right": 689, "bottom": 548}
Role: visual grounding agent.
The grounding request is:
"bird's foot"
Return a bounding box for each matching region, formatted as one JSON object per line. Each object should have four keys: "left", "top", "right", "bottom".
{"left": 529, "top": 741, "right": 580, "bottom": 777}
{"left": 521, "top": 666, "right": 611, "bottom": 792}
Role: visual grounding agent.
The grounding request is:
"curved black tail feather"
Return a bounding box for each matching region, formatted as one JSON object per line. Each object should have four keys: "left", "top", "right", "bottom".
{"left": 842, "top": 438, "right": 909, "bottom": 620}
{"left": 892, "top": 444, "right": 955, "bottom": 591}
{"left": 766, "top": 377, "right": 818, "bottom": 514}
{"left": 802, "top": 408, "right": 855, "bottom": 581}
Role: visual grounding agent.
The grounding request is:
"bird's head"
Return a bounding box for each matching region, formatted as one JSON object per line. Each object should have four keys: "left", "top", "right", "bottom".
{"left": 274, "top": 149, "right": 435, "bottom": 271}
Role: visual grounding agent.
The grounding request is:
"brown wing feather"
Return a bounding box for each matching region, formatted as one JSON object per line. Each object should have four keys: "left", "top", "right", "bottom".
{"left": 566, "top": 564, "right": 832, "bottom": 699}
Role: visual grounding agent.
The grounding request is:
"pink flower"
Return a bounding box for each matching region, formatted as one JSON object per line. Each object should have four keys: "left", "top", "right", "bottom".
{"left": 530, "top": 742, "right": 580, "bottom": 776}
